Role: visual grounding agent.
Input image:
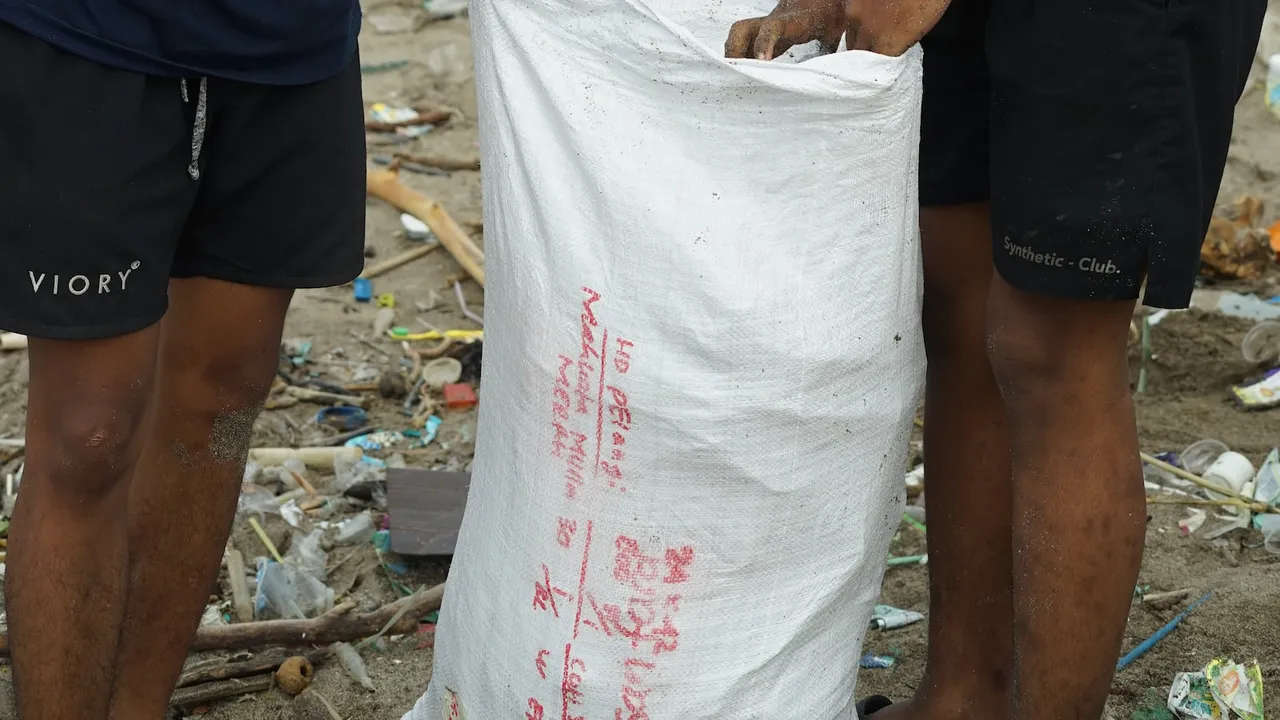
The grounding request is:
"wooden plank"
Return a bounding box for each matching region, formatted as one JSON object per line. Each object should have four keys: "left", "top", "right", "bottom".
{"left": 386, "top": 468, "right": 470, "bottom": 555}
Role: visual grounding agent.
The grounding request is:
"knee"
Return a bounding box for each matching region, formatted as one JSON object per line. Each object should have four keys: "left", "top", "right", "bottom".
{"left": 164, "top": 352, "right": 276, "bottom": 461}
{"left": 40, "top": 407, "right": 145, "bottom": 499}
{"left": 922, "top": 282, "right": 988, "bottom": 368}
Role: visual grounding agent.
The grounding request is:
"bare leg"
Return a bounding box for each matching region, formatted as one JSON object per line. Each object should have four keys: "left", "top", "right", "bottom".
{"left": 8, "top": 328, "right": 160, "bottom": 719}
{"left": 986, "top": 276, "right": 1145, "bottom": 720}
{"left": 875, "top": 204, "right": 1014, "bottom": 720}
{"left": 108, "top": 278, "right": 293, "bottom": 719}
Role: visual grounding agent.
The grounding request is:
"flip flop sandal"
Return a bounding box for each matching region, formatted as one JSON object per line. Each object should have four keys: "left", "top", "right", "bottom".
{"left": 857, "top": 696, "right": 893, "bottom": 718}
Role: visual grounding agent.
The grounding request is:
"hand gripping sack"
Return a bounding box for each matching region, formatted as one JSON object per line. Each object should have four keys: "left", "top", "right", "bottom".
{"left": 407, "top": 1, "right": 924, "bottom": 718}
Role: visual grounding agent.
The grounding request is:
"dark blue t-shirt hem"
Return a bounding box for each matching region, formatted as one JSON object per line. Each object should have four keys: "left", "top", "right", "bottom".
{"left": 0, "top": 2, "right": 360, "bottom": 85}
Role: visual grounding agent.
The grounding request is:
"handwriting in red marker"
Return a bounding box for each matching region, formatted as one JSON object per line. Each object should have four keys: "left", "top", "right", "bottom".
{"left": 535, "top": 649, "right": 550, "bottom": 679}
{"left": 616, "top": 657, "right": 656, "bottom": 720}
{"left": 557, "top": 517, "right": 577, "bottom": 549}
{"left": 527, "top": 698, "right": 545, "bottom": 720}
{"left": 614, "top": 337, "right": 634, "bottom": 375}
{"left": 533, "top": 564, "right": 572, "bottom": 617}
{"left": 664, "top": 546, "right": 694, "bottom": 585}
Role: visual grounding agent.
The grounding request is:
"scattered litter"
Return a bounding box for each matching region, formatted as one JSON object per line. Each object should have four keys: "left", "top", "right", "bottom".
{"left": 335, "top": 452, "right": 388, "bottom": 492}
{"left": 378, "top": 293, "right": 396, "bottom": 309}
{"left": 1181, "top": 440, "right": 1229, "bottom": 476}
{"left": 1241, "top": 321, "right": 1280, "bottom": 364}
{"left": 1231, "top": 368, "right": 1280, "bottom": 410}
{"left": 1168, "top": 659, "right": 1263, "bottom": 720}
{"left": 1116, "top": 591, "right": 1212, "bottom": 671}
{"left": 316, "top": 406, "right": 369, "bottom": 431}
{"left": 1215, "top": 292, "right": 1280, "bottom": 322}
{"left": 423, "top": 0, "right": 468, "bottom": 19}
{"left": 280, "top": 499, "right": 305, "bottom": 529}
{"left": 333, "top": 641, "right": 376, "bottom": 691}
{"left": 367, "top": 7, "right": 419, "bottom": 34}
{"left": 353, "top": 277, "right": 374, "bottom": 302}
{"left": 388, "top": 327, "right": 483, "bottom": 343}
{"left": 401, "top": 213, "right": 431, "bottom": 240}
{"left": 285, "top": 529, "right": 329, "bottom": 580}
{"left": 1258, "top": 514, "right": 1280, "bottom": 555}
{"left": 254, "top": 559, "right": 335, "bottom": 620}
{"left": 1253, "top": 449, "right": 1280, "bottom": 506}
{"left": 420, "top": 415, "right": 443, "bottom": 446}
{"left": 904, "top": 465, "right": 924, "bottom": 498}
{"left": 1142, "top": 588, "right": 1194, "bottom": 611}
{"left": 859, "top": 653, "right": 896, "bottom": 669}
{"left": 275, "top": 656, "right": 315, "bottom": 696}
{"left": 1200, "top": 196, "right": 1274, "bottom": 281}
{"left": 346, "top": 430, "right": 405, "bottom": 452}
{"left": 1203, "top": 452, "right": 1256, "bottom": 499}
{"left": 337, "top": 512, "right": 376, "bottom": 546}
{"left": 0, "top": 333, "right": 26, "bottom": 351}
{"left": 200, "top": 604, "right": 227, "bottom": 627}
{"left": 887, "top": 554, "right": 927, "bottom": 566}
{"left": 454, "top": 280, "right": 484, "bottom": 326}
{"left": 443, "top": 383, "right": 477, "bottom": 410}
{"left": 422, "top": 357, "right": 463, "bottom": 389}
{"left": 1178, "top": 509, "right": 1206, "bottom": 536}
{"left": 870, "top": 604, "right": 924, "bottom": 630}
{"left": 361, "top": 60, "right": 410, "bottom": 74}
{"left": 374, "top": 307, "right": 397, "bottom": 337}
{"left": 370, "top": 103, "right": 436, "bottom": 137}
{"left": 1266, "top": 52, "right": 1280, "bottom": 120}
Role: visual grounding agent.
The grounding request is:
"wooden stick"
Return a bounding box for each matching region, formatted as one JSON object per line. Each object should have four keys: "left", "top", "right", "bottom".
{"left": 360, "top": 243, "right": 440, "bottom": 280}
{"left": 284, "top": 385, "right": 369, "bottom": 408}
{"left": 176, "top": 648, "right": 330, "bottom": 688}
{"left": 247, "top": 517, "right": 284, "bottom": 563}
{"left": 226, "top": 549, "right": 254, "bottom": 624}
{"left": 365, "top": 110, "right": 452, "bottom": 132}
{"left": 367, "top": 167, "right": 486, "bottom": 286}
{"left": 1140, "top": 453, "right": 1270, "bottom": 511}
{"left": 169, "top": 674, "right": 274, "bottom": 708}
{"left": 1141, "top": 588, "right": 1194, "bottom": 611}
{"left": 393, "top": 153, "right": 480, "bottom": 172}
{"left": 189, "top": 584, "right": 444, "bottom": 651}
{"left": 1147, "top": 496, "right": 1254, "bottom": 509}
{"left": 0, "top": 584, "right": 444, "bottom": 657}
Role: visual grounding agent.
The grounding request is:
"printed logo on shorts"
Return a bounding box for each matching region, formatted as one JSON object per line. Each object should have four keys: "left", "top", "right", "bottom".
{"left": 1002, "top": 238, "right": 1120, "bottom": 275}
{"left": 27, "top": 261, "right": 141, "bottom": 296}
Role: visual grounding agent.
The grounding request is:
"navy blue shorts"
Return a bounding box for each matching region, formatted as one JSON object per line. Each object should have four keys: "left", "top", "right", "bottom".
{"left": 919, "top": 0, "right": 1265, "bottom": 308}
{"left": 0, "top": 21, "right": 366, "bottom": 340}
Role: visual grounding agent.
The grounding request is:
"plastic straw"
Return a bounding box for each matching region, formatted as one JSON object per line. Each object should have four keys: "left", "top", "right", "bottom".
{"left": 1115, "top": 591, "right": 1213, "bottom": 671}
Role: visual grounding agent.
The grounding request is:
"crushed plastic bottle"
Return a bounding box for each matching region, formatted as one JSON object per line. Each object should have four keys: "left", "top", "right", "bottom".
{"left": 285, "top": 529, "right": 329, "bottom": 580}
{"left": 1268, "top": 54, "right": 1280, "bottom": 121}
{"left": 336, "top": 512, "right": 376, "bottom": 546}
{"left": 254, "top": 560, "right": 335, "bottom": 620}
{"left": 333, "top": 641, "right": 376, "bottom": 690}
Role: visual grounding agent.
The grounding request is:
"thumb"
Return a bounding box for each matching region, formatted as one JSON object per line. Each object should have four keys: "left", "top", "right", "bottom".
{"left": 754, "top": 18, "right": 796, "bottom": 61}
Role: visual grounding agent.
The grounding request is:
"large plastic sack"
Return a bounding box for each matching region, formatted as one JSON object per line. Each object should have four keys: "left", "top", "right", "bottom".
{"left": 406, "top": 0, "right": 924, "bottom": 718}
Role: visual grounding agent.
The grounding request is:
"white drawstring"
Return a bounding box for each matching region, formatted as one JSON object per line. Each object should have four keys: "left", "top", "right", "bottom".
{"left": 179, "top": 77, "right": 208, "bottom": 181}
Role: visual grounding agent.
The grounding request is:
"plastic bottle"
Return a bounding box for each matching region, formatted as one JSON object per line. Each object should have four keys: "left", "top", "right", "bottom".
{"left": 1268, "top": 54, "right": 1280, "bottom": 120}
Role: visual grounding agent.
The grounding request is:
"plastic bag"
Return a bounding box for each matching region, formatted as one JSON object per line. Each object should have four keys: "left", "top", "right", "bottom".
{"left": 253, "top": 559, "right": 334, "bottom": 620}
{"left": 284, "top": 529, "right": 329, "bottom": 580}
{"left": 407, "top": 0, "right": 923, "bottom": 717}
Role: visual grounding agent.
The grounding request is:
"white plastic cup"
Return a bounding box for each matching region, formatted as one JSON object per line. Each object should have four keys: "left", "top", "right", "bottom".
{"left": 1180, "top": 439, "right": 1229, "bottom": 476}
{"left": 1242, "top": 321, "right": 1280, "bottom": 364}
{"left": 1203, "top": 451, "right": 1256, "bottom": 495}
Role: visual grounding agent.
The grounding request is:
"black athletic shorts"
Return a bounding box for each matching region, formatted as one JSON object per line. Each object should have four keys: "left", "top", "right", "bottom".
{"left": 0, "top": 21, "right": 366, "bottom": 340}
{"left": 920, "top": 0, "right": 1266, "bottom": 308}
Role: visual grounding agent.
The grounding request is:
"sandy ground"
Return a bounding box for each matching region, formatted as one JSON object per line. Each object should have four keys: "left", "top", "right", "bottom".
{"left": 0, "top": 3, "right": 1278, "bottom": 719}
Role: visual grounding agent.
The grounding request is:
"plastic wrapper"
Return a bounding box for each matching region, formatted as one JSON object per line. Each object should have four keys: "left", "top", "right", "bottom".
{"left": 254, "top": 560, "right": 335, "bottom": 620}
{"left": 285, "top": 529, "right": 329, "bottom": 580}
{"left": 334, "top": 453, "right": 387, "bottom": 492}
{"left": 336, "top": 512, "right": 375, "bottom": 546}
{"left": 333, "top": 641, "right": 375, "bottom": 691}
{"left": 871, "top": 604, "right": 925, "bottom": 630}
{"left": 1169, "top": 659, "right": 1264, "bottom": 720}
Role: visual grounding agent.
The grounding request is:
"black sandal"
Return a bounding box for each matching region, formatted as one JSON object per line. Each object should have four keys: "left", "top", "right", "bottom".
{"left": 856, "top": 696, "right": 893, "bottom": 718}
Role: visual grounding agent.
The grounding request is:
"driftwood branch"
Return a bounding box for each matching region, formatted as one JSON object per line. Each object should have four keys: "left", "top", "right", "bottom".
{"left": 169, "top": 674, "right": 274, "bottom": 708}
{"left": 0, "top": 583, "right": 444, "bottom": 657}
{"left": 190, "top": 584, "right": 444, "bottom": 651}
{"left": 365, "top": 110, "right": 453, "bottom": 133}
{"left": 176, "top": 648, "right": 330, "bottom": 688}
{"left": 367, "top": 168, "right": 485, "bottom": 286}
{"left": 393, "top": 153, "right": 481, "bottom": 172}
